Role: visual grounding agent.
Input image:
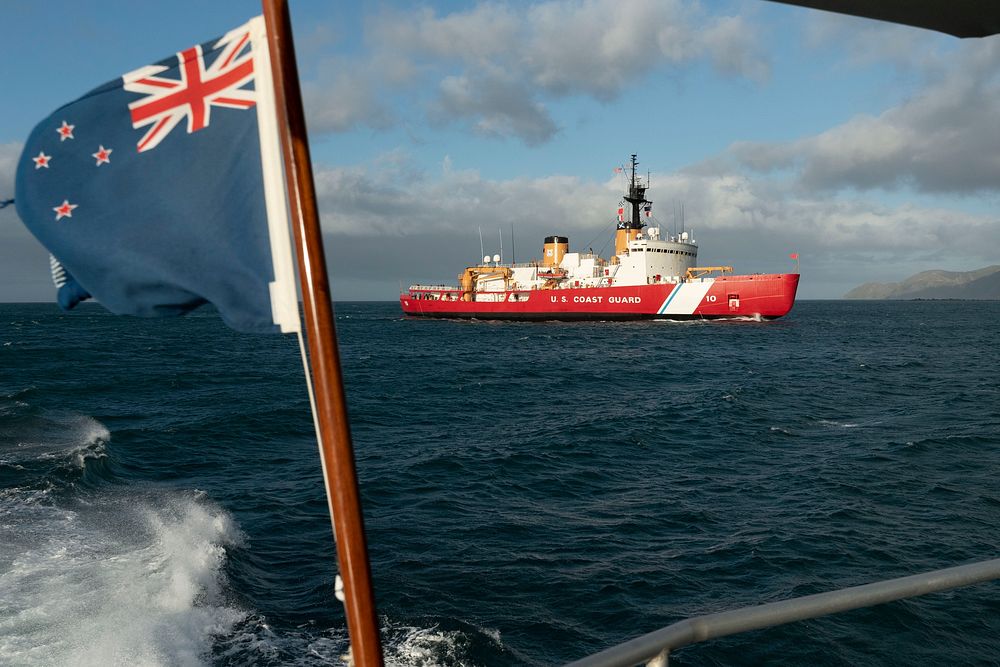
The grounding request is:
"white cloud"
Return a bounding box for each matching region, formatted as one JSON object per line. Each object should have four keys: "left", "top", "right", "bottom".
{"left": 311, "top": 151, "right": 999, "bottom": 276}
{"left": 701, "top": 15, "right": 769, "bottom": 82}
{"left": 372, "top": 4, "right": 521, "bottom": 64}
{"left": 730, "top": 36, "right": 1000, "bottom": 195}
{"left": 313, "top": 153, "right": 616, "bottom": 241}
{"left": 522, "top": 0, "right": 697, "bottom": 98}
{"left": 303, "top": 0, "right": 770, "bottom": 143}
{"left": 431, "top": 73, "right": 558, "bottom": 144}
{"left": 803, "top": 11, "right": 943, "bottom": 71}
{"left": 302, "top": 58, "right": 394, "bottom": 133}
{"left": 640, "top": 167, "right": 997, "bottom": 256}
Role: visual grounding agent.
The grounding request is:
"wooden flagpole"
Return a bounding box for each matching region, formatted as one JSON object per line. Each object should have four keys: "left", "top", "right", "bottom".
{"left": 261, "top": 2, "right": 384, "bottom": 665}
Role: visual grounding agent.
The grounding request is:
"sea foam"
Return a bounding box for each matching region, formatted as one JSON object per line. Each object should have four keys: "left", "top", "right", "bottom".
{"left": 0, "top": 492, "right": 245, "bottom": 666}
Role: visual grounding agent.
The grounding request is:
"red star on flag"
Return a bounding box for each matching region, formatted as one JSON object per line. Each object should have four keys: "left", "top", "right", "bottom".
{"left": 53, "top": 200, "right": 78, "bottom": 221}
{"left": 57, "top": 121, "right": 75, "bottom": 141}
{"left": 33, "top": 152, "right": 52, "bottom": 169}
{"left": 92, "top": 145, "right": 113, "bottom": 166}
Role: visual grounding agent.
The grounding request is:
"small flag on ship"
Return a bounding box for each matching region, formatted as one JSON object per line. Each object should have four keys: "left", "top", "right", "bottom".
{"left": 790, "top": 253, "right": 799, "bottom": 260}
{"left": 617, "top": 206, "right": 625, "bottom": 222}
{"left": 644, "top": 205, "right": 652, "bottom": 218}
{"left": 14, "top": 16, "right": 299, "bottom": 334}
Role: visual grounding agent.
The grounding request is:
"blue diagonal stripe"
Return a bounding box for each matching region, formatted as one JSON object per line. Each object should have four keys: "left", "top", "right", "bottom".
{"left": 658, "top": 284, "right": 681, "bottom": 314}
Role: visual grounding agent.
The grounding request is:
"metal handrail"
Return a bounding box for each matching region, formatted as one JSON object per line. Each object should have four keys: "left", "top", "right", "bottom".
{"left": 564, "top": 557, "right": 1000, "bottom": 667}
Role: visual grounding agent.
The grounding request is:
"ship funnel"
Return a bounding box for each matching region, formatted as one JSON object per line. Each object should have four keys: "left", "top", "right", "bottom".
{"left": 543, "top": 236, "right": 568, "bottom": 266}
{"left": 614, "top": 228, "right": 641, "bottom": 256}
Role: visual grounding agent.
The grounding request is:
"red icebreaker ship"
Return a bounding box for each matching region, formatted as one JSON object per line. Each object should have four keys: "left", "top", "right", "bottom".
{"left": 400, "top": 155, "right": 799, "bottom": 321}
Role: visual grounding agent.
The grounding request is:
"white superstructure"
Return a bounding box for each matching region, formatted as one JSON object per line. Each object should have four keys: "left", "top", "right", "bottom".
{"left": 453, "top": 227, "right": 699, "bottom": 297}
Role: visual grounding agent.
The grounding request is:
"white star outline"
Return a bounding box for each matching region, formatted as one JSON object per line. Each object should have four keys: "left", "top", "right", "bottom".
{"left": 92, "top": 145, "right": 113, "bottom": 166}
{"left": 53, "top": 200, "right": 78, "bottom": 221}
{"left": 57, "top": 121, "right": 75, "bottom": 141}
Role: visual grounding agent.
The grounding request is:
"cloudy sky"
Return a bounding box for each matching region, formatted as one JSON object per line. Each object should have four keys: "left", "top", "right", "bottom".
{"left": 1, "top": 0, "right": 998, "bottom": 301}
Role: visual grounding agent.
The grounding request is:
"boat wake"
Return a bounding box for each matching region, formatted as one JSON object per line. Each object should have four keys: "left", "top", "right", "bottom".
{"left": 0, "top": 398, "right": 247, "bottom": 667}
{"left": 0, "top": 485, "right": 246, "bottom": 666}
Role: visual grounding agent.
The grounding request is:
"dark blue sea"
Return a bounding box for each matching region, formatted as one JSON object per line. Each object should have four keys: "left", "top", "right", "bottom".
{"left": 2, "top": 300, "right": 999, "bottom": 666}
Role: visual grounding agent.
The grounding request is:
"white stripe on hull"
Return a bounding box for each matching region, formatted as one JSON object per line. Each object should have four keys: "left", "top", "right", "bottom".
{"left": 658, "top": 281, "right": 713, "bottom": 315}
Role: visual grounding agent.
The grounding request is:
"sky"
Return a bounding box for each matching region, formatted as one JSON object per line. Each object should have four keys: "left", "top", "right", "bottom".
{"left": 1, "top": 0, "right": 999, "bottom": 301}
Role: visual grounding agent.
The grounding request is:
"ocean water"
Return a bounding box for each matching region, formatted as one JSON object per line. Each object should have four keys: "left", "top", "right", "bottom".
{"left": 1, "top": 300, "right": 999, "bottom": 666}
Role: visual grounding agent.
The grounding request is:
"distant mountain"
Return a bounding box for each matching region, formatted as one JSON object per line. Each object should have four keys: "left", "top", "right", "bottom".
{"left": 844, "top": 265, "right": 1000, "bottom": 300}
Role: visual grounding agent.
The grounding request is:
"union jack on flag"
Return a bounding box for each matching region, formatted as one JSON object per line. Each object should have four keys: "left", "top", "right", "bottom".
{"left": 124, "top": 26, "right": 256, "bottom": 153}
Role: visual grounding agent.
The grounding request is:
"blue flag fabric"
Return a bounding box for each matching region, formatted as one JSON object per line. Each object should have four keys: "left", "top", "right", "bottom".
{"left": 14, "top": 17, "right": 299, "bottom": 334}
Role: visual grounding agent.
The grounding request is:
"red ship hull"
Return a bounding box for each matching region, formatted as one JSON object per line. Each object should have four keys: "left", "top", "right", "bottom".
{"left": 400, "top": 273, "right": 799, "bottom": 320}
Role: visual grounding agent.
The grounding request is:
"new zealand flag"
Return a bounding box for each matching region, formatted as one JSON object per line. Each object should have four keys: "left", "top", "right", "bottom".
{"left": 14, "top": 16, "right": 299, "bottom": 334}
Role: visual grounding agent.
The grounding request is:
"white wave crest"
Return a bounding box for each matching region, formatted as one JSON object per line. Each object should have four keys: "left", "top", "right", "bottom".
{"left": 78, "top": 415, "right": 111, "bottom": 446}
{"left": 71, "top": 416, "right": 111, "bottom": 468}
{"left": 385, "top": 625, "right": 489, "bottom": 667}
{"left": 1, "top": 410, "right": 110, "bottom": 468}
{"left": 0, "top": 492, "right": 245, "bottom": 666}
{"left": 818, "top": 419, "right": 861, "bottom": 428}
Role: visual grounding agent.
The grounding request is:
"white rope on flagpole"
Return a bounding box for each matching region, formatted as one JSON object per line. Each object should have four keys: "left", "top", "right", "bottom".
{"left": 295, "top": 326, "right": 346, "bottom": 602}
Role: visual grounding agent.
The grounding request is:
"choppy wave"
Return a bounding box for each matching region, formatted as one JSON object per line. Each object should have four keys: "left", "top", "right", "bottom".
{"left": 0, "top": 398, "right": 245, "bottom": 667}
{"left": 0, "top": 485, "right": 244, "bottom": 666}
{"left": 0, "top": 406, "right": 109, "bottom": 466}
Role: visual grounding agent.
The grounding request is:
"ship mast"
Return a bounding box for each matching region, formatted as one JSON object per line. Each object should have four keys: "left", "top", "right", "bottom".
{"left": 623, "top": 154, "right": 650, "bottom": 230}
{"left": 614, "top": 154, "right": 652, "bottom": 257}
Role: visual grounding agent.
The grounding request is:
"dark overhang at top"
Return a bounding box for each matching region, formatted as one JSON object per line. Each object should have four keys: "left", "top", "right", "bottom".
{"left": 768, "top": 0, "right": 1000, "bottom": 38}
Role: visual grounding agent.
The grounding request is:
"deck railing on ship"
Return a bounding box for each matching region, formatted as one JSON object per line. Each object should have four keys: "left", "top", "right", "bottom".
{"left": 564, "top": 557, "right": 1000, "bottom": 667}
{"left": 406, "top": 284, "right": 458, "bottom": 292}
